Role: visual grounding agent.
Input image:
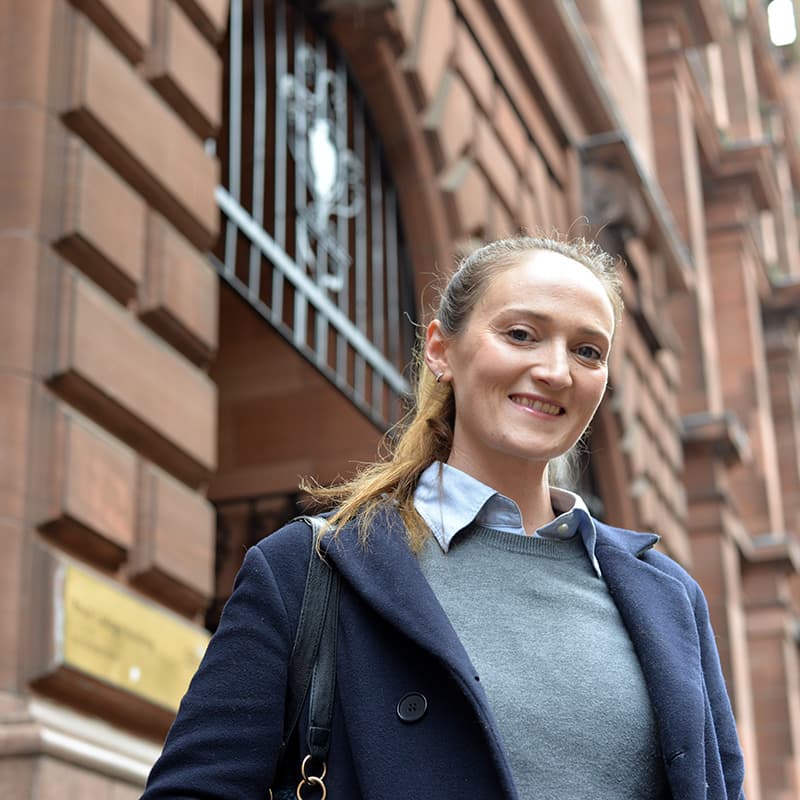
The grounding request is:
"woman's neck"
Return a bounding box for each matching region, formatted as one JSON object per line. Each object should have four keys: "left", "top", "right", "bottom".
{"left": 444, "top": 455, "right": 555, "bottom": 534}
{"left": 510, "top": 479, "right": 555, "bottom": 534}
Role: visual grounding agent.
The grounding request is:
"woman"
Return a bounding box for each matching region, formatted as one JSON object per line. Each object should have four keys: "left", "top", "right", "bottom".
{"left": 142, "top": 235, "right": 745, "bottom": 799}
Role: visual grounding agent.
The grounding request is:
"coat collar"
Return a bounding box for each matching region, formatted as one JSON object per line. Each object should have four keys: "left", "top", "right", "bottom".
{"left": 594, "top": 521, "right": 707, "bottom": 800}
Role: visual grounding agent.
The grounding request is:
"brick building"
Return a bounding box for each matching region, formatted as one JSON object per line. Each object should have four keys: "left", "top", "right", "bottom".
{"left": 3, "top": 0, "right": 800, "bottom": 797}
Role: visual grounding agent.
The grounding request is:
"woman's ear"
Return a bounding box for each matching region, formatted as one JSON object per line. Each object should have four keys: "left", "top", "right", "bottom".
{"left": 424, "top": 319, "right": 450, "bottom": 381}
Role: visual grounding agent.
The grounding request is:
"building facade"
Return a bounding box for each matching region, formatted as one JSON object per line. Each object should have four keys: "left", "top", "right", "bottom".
{"left": 3, "top": 0, "right": 800, "bottom": 797}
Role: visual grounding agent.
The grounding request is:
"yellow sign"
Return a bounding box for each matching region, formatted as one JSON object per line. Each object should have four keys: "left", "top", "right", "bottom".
{"left": 61, "top": 565, "right": 210, "bottom": 711}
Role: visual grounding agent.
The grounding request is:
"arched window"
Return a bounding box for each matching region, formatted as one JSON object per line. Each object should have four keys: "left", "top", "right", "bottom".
{"left": 214, "top": 0, "right": 416, "bottom": 430}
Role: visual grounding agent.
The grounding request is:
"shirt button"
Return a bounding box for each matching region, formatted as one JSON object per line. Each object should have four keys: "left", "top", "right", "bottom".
{"left": 557, "top": 522, "right": 570, "bottom": 534}
{"left": 397, "top": 692, "right": 428, "bottom": 723}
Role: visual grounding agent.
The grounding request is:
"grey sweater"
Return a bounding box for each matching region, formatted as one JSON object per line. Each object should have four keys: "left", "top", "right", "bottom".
{"left": 418, "top": 525, "right": 668, "bottom": 800}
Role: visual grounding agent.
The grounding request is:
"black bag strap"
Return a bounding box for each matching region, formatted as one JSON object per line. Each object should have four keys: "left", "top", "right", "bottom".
{"left": 280, "top": 515, "right": 341, "bottom": 767}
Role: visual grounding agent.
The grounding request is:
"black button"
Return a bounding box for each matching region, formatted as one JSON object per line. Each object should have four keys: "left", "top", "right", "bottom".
{"left": 396, "top": 692, "right": 428, "bottom": 723}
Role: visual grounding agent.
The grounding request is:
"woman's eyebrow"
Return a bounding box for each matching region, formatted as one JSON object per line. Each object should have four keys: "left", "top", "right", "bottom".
{"left": 496, "top": 308, "right": 611, "bottom": 342}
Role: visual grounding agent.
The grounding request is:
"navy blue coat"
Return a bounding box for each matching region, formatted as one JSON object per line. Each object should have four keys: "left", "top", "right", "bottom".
{"left": 142, "top": 509, "right": 745, "bottom": 799}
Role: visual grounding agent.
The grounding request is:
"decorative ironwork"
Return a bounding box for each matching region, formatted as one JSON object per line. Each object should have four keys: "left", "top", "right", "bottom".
{"left": 215, "top": 0, "right": 416, "bottom": 429}
{"left": 281, "top": 43, "right": 364, "bottom": 291}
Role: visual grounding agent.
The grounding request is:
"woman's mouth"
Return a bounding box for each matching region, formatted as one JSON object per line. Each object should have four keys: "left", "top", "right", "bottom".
{"left": 510, "top": 396, "right": 565, "bottom": 416}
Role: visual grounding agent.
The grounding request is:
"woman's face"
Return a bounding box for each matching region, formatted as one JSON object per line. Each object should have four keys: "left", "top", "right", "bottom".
{"left": 426, "top": 250, "right": 616, "bottom": 485}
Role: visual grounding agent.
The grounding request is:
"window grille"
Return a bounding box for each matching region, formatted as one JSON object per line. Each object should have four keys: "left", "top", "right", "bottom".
{"left": 215, "top": 0, "right": 416, "bottom": 429}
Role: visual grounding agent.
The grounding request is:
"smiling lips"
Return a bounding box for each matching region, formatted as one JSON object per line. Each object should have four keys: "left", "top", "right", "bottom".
{"left": 510, "top": 395, "right": 565, "bottom": 416}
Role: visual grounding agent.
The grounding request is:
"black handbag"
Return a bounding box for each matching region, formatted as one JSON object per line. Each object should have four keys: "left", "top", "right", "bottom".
{"left": 270, "top": 516, "right": 341, "bottom": 800}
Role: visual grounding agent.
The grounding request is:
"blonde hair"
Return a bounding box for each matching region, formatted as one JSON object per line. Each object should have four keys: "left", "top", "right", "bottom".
{"left": 303, "top": 234, "right": 622, "bottom": 551}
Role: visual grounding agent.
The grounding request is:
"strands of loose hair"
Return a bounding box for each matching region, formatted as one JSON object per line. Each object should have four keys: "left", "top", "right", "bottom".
{"left": 302, "top": 349, "right": 448, "bottom": 551}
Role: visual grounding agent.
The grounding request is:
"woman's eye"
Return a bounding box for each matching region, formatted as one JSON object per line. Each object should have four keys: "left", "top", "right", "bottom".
{"left": 507, "top": 328, "right": 532, "bottom": 342}
{"left": 576, "top": 344, "right": 603, "bottom": 361}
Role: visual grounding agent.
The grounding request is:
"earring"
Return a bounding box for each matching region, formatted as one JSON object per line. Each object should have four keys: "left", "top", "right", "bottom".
{"left": 435, "top": 372, "right": 444, "bottom": 383}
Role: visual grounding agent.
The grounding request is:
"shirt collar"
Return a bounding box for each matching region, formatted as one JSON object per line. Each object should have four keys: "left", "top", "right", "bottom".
{"left": 413, "top": 461, "right": 602, "bottom": 578}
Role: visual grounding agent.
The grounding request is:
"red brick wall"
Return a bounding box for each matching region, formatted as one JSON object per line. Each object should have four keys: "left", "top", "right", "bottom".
{"left": 1, "top": 0, "right": 224, "bottom": 794}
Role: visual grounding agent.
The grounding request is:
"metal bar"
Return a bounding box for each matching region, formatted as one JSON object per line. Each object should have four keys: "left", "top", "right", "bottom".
{"left": 272, "top": 0, "right": 288, "bottom": 322}
{"left": 399, "top": 240, "right": 416, "bottom": 367}
{"left": 248, "top": 0, "right": 267, "bottom": 301}
{"left": 216, "top": 187, "right": 410, "bottom": 395}
{"left": 385, "top": 185, "right": 401, "bottom": 423}
{"left": 385, "top": 186, "right": 400, "bottom": 364}
{"left": 224, "top": 0, "right": 243, "bottom": 274}
{"left": 314, "top": 38, "right": 330, "bottom": 368}
{"left": 335, "top": 57, "right": 349, "bottom": 385}
{"left": 314, "top": 275, "right": 329, "bottom": 367}
{"left": 353, "top": 94, "right": 368, "bottom": 399}
{"left": 313, "top": 238, "right": 329, "bottom": 365}
{"left": 293, "top": 19, "right": 308, "bottom": 348}
{"left": 370, "top": 139, "right": 385, "bottom": 417}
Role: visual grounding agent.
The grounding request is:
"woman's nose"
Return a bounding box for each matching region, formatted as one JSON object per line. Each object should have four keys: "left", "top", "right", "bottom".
{"left": 530, "top": 342, "right": 572, "bottom": 388}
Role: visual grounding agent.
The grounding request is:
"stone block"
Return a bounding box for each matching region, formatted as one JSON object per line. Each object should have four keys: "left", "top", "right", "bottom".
{"left": 67, "top": 0, "right": 151, "bottom": 63}
{"left": 61, "top": 18, "right": 219, "bottom": 249}
{"left": 48, "top": 269, "right": 217, "bottom": 484}
{"left": 38, "top": 405, "right": 137, "bottom": 569}
{"left": 440, "top": 157, "right": 488, "bottom": 236}
{"left": 0, "top": 0, "right": 56, "bottom": 106}
{"left": 0, "top": 757, "right": 35, "bottom": 800}
{"left": 0, "top": 236, "right": 39, "bottom": 375}
{"left": 528, "top": 148, "right": 552, "bottom": 230}
{"left": 173, "top": 0, "right": 228, "bottom": 44}
{"left": 394, "top": 0, "right": 424, "bottom": 50}
{"left": 0, "top": 520, "right": 25, "bottom": 688}
{"left": 0, "top": 374, "right": 32, "bottom": 523}
{"left": 475, "top": 116, "right": 519, "bottom": 215}
{"left": 111, "top": 782, "right": 145, "bottom": 800}
{"left": 454, "top": 22, "right": 493, "bottom": 113}
{"left": 146, "top": 0, "right": 222, "bottom": 138}
{"left": 485, "top": 193, "right": 512, "bottom": 240}
{"left": 131, "top": 461, "right": 215, "bottom": 614}
{"left": 34, "top": 755, "right": 114, "bottom": 799}
{"left": 54, "top": 139, "right": 146, "bottom": 303}
{"left": 139, "top": 212, "right": 218, "bottom": 363}
{"left": 0, "top": 106, "right": 47, "bottom": 234}
{"left": 423, "top": 71, "right": 474, "bottom": 171}
{"left": 493, "top": 91, "right": 529, "bottom": 172}
{"left": 404, "top": 0, "right": 454, "bottom": 110}
{"left": 518, "top": 186, "right": 538, "bottom": 232}
{"left": 548, "top": 174, "right": 568, "bottom": 230}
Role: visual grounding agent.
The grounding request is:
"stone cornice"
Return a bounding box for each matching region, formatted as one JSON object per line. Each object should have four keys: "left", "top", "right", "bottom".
{"left": 681, "top": 410, "right": 751, "bottom": 465}
{"left": 764, "top": 277, "right": 800, "bottom": 322}
{"left": 715, "top": 138, "right": 782, "bottom": 212}
{"left": 0, "top": 698, "right": 160, "bottom": 785}
{"left": 578, "top": 131, "right": 694, "bottom": 293}
{"left": 642, "top": 0, "right": 732, "bottom": 48}
{"left": 682, "top": 51, "right": 725, "bottom": 170}
{"left": 746, "top": 533, "right": 800, "bottom": 571}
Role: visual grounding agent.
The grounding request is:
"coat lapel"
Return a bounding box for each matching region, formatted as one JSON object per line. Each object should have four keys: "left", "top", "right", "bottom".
{"left": 321, "top": 508, "right": 486, "bottom": 693}
{"left": 321, "top": 508, "right": 518, "bottom": 795}
{"left": 595, "top": 522, "right": 707, "bottom": 799}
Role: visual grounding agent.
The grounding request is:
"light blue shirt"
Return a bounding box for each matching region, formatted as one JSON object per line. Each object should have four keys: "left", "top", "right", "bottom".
{"left": 413, "top": 461, "right": 603, "bottom": 578}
